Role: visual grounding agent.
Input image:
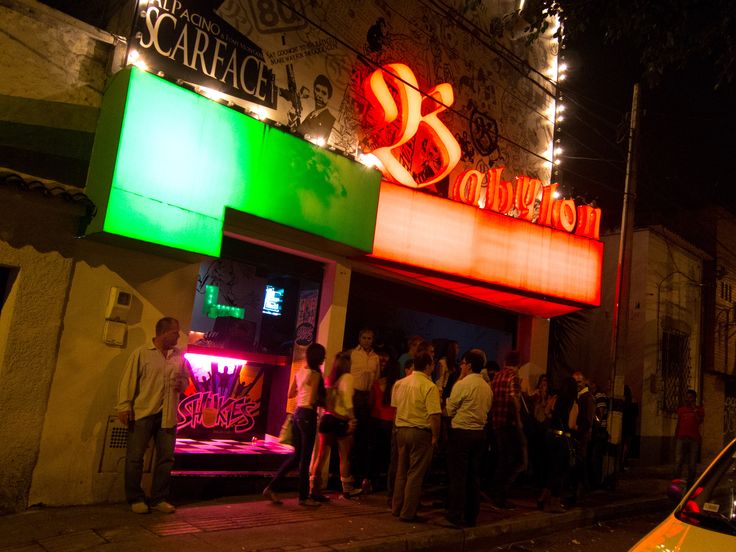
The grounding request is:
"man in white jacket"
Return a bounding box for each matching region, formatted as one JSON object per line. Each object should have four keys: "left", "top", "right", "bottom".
{"left": 116, "top": 317, "right": 189, "bottom": 514}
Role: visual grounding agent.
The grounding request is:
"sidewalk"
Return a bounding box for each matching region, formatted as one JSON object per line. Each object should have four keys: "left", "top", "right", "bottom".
{"left": 0, "top": 469, "right": 673, "bottom": 552}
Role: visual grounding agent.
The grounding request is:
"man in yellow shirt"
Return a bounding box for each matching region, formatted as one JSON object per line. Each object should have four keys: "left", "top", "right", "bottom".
{"left": 391, "top": 352, "right": 441, "bottom": 522}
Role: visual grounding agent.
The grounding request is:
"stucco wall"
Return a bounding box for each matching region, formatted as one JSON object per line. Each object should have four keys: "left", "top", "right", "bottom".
{"left": 0, "top": 186, "right": 200, "bottom": 510}
{"left": 28, "top": 241, "right": 199, "bottom": 506}
{"left": 0, "top": 196, "right": 75, "bottom": 513}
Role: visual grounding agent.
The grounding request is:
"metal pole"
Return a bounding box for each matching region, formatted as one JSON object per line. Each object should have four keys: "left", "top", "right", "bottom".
{"left": 606, "top": 83, "right": 641, "bottom": 482}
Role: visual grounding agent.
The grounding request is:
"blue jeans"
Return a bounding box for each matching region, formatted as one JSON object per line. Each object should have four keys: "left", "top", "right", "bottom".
{"left": 270, "top": 407, "right": 317, "bottom": 500}
{"left": 125, "top": 412, "right": 176, "bottom": 505}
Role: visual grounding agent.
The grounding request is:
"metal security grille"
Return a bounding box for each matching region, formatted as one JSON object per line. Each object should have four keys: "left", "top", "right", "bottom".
{"left": 109, "top": 426, "right": 128, "bottom": 448}
{"left": 661, "top": 329, "right": 691, "bottom": 414}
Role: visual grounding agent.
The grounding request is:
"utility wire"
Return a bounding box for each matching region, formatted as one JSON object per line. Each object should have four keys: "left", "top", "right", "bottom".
{"left": 381, "top": 0, "right": 555, "bottom": 123}
{"left": 428, "top": 0, "right": 559, "bottom": 94}
{"left": 275, "top": 0, "right": 555, "bottom": 164}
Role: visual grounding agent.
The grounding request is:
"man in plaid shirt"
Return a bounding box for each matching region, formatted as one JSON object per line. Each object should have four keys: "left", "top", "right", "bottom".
{"left": 489, "top": 351, "right": 525, "bottom": 509}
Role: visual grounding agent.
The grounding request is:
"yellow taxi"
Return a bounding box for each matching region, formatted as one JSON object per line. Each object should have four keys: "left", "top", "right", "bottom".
{"left": 630, "top": 437, "right": 736, "bottom": 550}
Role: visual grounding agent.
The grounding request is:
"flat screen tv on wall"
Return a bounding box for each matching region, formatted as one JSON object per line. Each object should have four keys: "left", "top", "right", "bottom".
{"left": 262, "top": 285, "right": 284, "bottom": 316}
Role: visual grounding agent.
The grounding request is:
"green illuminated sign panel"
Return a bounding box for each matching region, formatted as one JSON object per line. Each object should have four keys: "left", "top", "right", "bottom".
{"left": 202, "top": 285, "right": 245, "bottom": 319}
{"left": 85, "top": 67, "right": 381, "bottom": 256}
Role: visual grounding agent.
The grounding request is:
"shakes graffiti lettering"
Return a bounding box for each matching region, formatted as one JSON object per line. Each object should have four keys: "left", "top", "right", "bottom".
{"left": 178, "top": 391, "right": 258, "bottom": 433}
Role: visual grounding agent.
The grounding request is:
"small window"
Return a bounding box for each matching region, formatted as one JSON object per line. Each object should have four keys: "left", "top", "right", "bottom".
{"left": 0, "top": 266, "right": 16, "bottom": 313}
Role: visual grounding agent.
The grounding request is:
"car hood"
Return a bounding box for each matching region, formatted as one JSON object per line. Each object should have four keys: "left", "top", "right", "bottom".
{"left": 630, "top": 513, "right": 736, "bottom": 551}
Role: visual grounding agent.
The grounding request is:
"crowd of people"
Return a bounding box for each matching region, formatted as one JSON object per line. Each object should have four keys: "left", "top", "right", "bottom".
{"left": 262, "top": 329, "right": 617, "bottom": 526}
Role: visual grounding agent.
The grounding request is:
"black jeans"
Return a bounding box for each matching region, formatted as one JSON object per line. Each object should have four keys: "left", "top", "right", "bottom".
{"left": 447, "top": 428, "right": 486, "bottom": 524}
{"left": 544, "top": 430, "right": 572, "bottom": 497}
{"left": 491, "top": 425, "right": 525, "bottom": 505}
{"left": 270, "top": 407, "right": 317, "bottom": 501}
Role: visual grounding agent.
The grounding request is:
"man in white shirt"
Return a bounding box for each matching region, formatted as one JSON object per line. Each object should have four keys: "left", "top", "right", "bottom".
{"left": 390, "top": 352, "right": 441, "bottom": 522}
{"left": 116, "top": 317, "right": 189, "bottom": 514}
{"left": 350, "top": 328, "right": 379, "bottom": 489}
{"left": 444, "top": 350, "right": 492, "bottom": 527}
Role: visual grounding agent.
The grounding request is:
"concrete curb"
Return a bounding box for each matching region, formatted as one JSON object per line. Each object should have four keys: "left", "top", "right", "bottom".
{"left": 337, "top": 496, "right": 672, "bottom": 551}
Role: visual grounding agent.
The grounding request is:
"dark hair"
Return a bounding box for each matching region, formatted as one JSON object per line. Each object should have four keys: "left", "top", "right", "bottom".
{"left": 536, "top": 374, "right": 548, "bottom": 388}
{"left": 686, "top": 389, "right": 697, "bottom": 399}
{"left": 504, "top": 350, "right": 521, "bottom": 367}
{"left": 407, "top": 335, "right": 423, "bottom": 349}
{"left": 155, "top": 317, "right": 178, "bottom": 336}
{"left": 404, "top": 358, "right": 415, "bottom": 372}
{"left": 314, "top": 74, "right": 333, "bottom": 98}
{"left": 462, "top": 350, "right": 485, "bottom": 373}
{"left": 327, "top": 352, "right": 351, "bottom": 387}
{"left": 414, "top": 352, "right": 433, "bottom": 373}
{"left": 446, "top": 340, "right": 459, "bottom": 370}
{"left": 306, "top": 343, "right": 326, "bottom": 371}
{"left": 416, "top": 340, "right": 434, "bottom": 357}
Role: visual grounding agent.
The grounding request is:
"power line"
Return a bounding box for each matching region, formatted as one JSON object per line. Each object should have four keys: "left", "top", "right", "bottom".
{"left": 275, "top": 0, "right": 555, "bottom": 164}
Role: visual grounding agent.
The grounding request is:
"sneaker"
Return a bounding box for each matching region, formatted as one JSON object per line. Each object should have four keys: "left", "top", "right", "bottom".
{"left": 342, "top": 487, "right": 363, "bottom": 499}
{"left": 438, "top": 515, "right": 462, "bottom": 529}
{"left": 361, "top": 478, "right": 373, "bottom": 494}
{"left": 151, "top": 501, "right": 175, "bottom": 514}
{"left": 298, "top": 498, "right": 322, "bottom": 507}
{"left": 262, "top": 486, "right": 282, "bottom": 505}
{"left": 130, "top": 501, "right": 149, "bottom": 514}
{"left": 399, "top": 515, "right": 428, "bottom": 523}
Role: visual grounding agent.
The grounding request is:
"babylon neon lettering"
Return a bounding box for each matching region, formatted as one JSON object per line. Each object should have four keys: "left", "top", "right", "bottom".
{"left": 362, "top": 64, "right": 601, "bottom": 240}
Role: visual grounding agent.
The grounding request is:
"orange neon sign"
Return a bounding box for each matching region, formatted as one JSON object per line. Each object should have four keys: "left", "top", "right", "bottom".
{"left": 361, "top": 64, "right": 601, "bottom": 241}
{"left": 362, "top": 63, "right": 460, "bottom": 189}
{"left": 370, "top": 182, "right": 603, "bottom": 309}
{"left": 452, "top": 168, "right": 602, "bottom": 240}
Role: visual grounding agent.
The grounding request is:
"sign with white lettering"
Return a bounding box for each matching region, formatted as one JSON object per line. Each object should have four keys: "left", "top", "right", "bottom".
{"left": 133, "top": 0, "right": 278, "bottom": 108}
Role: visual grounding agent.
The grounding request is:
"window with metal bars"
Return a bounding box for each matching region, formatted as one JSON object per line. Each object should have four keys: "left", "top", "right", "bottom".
{"left": 660, "top": 328, "right": 692, "bottom": 414}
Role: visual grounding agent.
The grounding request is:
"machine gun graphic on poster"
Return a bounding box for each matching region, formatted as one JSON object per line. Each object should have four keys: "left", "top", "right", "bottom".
{"left": 279, "top": 63, "right": 308, "bottom": 132}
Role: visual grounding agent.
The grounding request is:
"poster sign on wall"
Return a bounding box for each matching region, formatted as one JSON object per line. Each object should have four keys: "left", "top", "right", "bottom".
{"left": 133, "top": 0, "right": 278, "bottom": 108}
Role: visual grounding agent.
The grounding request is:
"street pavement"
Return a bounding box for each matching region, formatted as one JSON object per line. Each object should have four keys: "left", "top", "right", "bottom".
{"left": 0, "top": 468, "right": 673, "bottom": 552}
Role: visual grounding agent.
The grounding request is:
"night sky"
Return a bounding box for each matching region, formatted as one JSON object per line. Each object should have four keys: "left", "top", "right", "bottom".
{"left": 560, "top": 27, "right": 736, "bottom": 234}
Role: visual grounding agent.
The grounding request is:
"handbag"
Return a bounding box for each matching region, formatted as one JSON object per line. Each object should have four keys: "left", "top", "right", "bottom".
{"left": 278, "top": 413, "right": 294, "bottom": 446}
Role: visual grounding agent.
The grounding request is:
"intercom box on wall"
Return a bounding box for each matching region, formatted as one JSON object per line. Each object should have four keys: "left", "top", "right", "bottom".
{"left": 105, "top": 287, "right": 132, "bottom": 322}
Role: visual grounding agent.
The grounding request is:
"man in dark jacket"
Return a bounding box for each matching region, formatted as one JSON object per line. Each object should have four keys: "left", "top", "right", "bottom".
{"left": 571, "top": 370, "right": 596, "bottom": 504}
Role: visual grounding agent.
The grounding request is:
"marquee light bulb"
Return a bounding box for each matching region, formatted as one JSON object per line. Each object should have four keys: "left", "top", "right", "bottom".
{"left": 556, "top": 104, "right": 565, "bottom": 113}
{"left": 199, "top": 86, "right": 224, "bottom": 102}
{"left": 358, "top": 153, "right": 382, "bottom": 169}
{"left": 127, "top": 49, "right": 148, "bottom": 72}
{"left": 554, "top": 147, "right": 563, "bottom": 156}
{"left": 557, "top": 115, "right": 565, "bottom": 122}
{"left": 559, "top": 63, "right": 568, "bottom": 73}
{"left": 251, "top": 106, "right": 268, "bottom": 120}
{"left": 554, "top": 159, "right": 562, "bottom": 166}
